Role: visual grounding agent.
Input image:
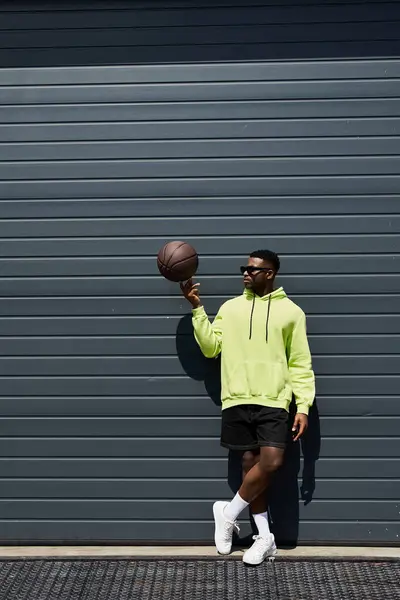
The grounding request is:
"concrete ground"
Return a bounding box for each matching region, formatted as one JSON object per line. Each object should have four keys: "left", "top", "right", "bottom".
{"left": 0, "top": 546, "right": 399, "bottom": 560}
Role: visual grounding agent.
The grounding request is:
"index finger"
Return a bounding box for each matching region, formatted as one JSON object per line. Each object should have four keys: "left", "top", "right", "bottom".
{"left": 293, "top": 422, "right": 306, "bottom": 442}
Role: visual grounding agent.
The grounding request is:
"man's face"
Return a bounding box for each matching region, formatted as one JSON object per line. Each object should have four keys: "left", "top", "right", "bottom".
{"left": 242, "top": 257, "right": 274, "bottom": 291}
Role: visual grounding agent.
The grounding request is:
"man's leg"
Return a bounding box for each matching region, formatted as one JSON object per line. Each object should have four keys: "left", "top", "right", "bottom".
{"left": 222, "top": 453, "right": 265, "bottom": 524}
{"left": 237, "top": 447, "right": 283, "bottom": 565}
{"left": 221, "top": 446, "right": 283, "bottom": 535}
{"left": 242, "top": 448, "right": 285, "bottom": 538}
{"left": 241, "top": 451, "right": 270, "bottom": 537}
{"left": 214, "top": 405, "right": 258, "bottom": 554}
{"left": 225, "top": 445, "right": 284, "bottom": 521}
{"left": 214, "top": 407, "right": 288, "bottom": 557}
{"left": 239, "top": 446, "right": 285, "bottom": 505}
{"left": 241, "top": 450, "right": 264, "bottom": 513}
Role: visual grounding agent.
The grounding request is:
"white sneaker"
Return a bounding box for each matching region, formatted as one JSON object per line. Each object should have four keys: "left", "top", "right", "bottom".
{"left": 242, "top": 534, "right": 277, "bottom": 565}
{"left": 212, "top": 501, "right": 240, "bottom": 555}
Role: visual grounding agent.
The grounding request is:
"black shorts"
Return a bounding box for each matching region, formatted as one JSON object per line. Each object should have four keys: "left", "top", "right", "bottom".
{"left": 221, "top": 404, "right": 289, "bottom": 451}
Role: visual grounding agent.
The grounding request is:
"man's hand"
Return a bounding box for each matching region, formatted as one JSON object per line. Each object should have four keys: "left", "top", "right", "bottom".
{"left": 180, "top": 279, "right": 202, "bottom": 309}
{"left": 292, "top": 413, "right": 308, "bottom": 442}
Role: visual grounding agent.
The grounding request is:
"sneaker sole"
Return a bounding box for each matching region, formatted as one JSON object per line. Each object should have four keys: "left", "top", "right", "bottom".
{"left": 243, "top": 547, "right": 277, "bottom": 566}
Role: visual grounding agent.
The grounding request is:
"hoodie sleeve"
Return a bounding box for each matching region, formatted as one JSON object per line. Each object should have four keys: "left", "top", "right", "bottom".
{"left": 192, "top": 305, "right": 223, "bottom": 358}
{"left": 286, "top": 312, "right": 315, "bottom": 415}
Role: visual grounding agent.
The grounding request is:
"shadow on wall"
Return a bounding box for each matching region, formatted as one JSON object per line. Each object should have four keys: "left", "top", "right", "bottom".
{"left": 176, "top": 313, "right": 221, "bottom": 408}
{"left": 176, "top": 312, "right": 321, "bottom": 548}
{"left": 1, "top": 1, "right": 399, "bottom": 67}
{"left": 269, "top": 401, "right": 321, "bottom": 547}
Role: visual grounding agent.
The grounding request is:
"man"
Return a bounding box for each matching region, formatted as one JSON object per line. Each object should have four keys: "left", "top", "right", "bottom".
{"left": 181, "top": 249, "right": 315, "bottom": 565}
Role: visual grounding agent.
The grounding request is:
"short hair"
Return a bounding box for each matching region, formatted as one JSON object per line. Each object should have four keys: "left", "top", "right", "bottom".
{"left": 250, "top": 249, "right": 280, "bottom": 273}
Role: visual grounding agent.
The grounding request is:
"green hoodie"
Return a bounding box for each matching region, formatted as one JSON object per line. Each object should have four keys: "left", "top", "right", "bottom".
{"left": 192, "top": 287, "right": 315, "bottom": 414}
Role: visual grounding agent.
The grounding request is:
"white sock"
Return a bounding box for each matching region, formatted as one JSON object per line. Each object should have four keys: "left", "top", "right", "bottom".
{"left": 253, "top": 511, "right": 271, "bottom": 539}
{"left": 224, "top": 493, "right": 249, "bottom": 521}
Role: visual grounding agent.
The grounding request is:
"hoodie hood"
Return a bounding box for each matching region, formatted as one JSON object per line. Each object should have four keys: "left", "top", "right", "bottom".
{"left": 243, "top": 287, "right": 287, "bottom": 302}
{"left": 244, "top": 287, "right": 287, "bottom": 341}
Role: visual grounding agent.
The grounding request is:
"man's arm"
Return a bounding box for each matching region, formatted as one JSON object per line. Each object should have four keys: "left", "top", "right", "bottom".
{"left": 192, "top": 306, "right": 222, "bottom": 358}
{"left": 286, "top": 312, "right": 315, "bottom": 416}
{"left": 180, "top": 279, "right": 222, "bottom": 358}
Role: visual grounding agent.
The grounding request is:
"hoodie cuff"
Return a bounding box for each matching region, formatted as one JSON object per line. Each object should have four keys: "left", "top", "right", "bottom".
{"left": 296, "top": 403, "right": 310, "bottom": 416}
{"left": 192, "top": 306, "right": 206, "bottom": 317}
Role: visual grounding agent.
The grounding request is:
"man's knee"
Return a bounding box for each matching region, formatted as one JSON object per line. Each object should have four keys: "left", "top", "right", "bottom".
{"left": 242, "top": 450, "right": 259, "bottom": 473}
{"left": 258, "top": 448, "right": 284, "bottom": 474}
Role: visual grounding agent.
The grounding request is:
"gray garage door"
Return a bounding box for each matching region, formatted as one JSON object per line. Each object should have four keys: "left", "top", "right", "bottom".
{"left": 0, "top": 0, "right": 399, "bottom": 545}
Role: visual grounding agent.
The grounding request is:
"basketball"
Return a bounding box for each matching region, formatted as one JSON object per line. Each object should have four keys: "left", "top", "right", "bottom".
{"left": 157, "top": 241, "right": 199, "bottom": 282}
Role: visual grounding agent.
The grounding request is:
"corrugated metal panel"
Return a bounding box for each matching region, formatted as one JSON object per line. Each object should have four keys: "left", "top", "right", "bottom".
{"left": 0, "top": 0, "right": 399, "bottom": 544}
{"left": 0, "top": 0, "right": 400, "bottom": 66}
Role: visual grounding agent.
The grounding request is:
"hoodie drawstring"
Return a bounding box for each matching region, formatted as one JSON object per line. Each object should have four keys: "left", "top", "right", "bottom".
{"left": 249, "top": 293, "right": 256, "bottom": 340}
{"left": 249, "top": 293, "right": 272, "bottom": 342}
{"left": 266, "top": 294, "right": 271, "bottom": 342}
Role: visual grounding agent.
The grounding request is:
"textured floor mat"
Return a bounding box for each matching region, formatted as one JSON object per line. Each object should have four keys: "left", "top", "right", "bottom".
{"left": 0, "top": 559, "right": 399, "bottom": 600}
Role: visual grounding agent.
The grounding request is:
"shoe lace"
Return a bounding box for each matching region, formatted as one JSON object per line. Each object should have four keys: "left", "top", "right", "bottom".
{"left": 222, "top": 519, "right": 240, "bottom": 541}
{"left": 251, "top": 535, "right": 271, "bottom": 557}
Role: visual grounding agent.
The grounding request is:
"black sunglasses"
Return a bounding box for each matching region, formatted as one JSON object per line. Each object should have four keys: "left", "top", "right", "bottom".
{"left": 240, "top": 266, "right": 273, "bottom": 275}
